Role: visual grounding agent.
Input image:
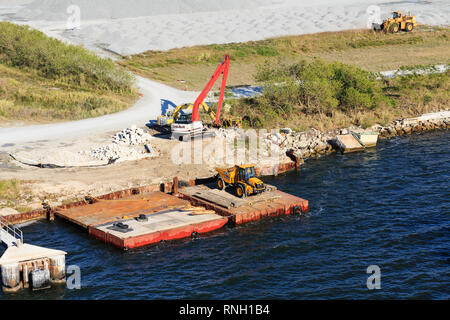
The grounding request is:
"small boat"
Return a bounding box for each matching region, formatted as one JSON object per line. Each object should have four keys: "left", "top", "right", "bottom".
{"left": 334, "top": 131, "right": 379, "bottom": 154}
{"left": 334, "top": 134, "right": 365, "bottom": 154}
{"left": 354, "top": 131, "right": 379, "bottom": 148}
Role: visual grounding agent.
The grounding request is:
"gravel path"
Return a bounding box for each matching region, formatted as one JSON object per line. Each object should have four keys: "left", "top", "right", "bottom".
{"left": 0, "top": 77, "right": 198, "bottom": 145}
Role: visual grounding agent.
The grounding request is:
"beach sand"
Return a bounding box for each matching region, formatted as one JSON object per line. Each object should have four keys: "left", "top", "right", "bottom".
{"left": 1, "top": 0, "right": 448, "bottom": 56}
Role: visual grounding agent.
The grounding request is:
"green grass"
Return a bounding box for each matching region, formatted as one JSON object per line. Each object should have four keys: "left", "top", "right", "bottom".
{"left": 0, "top": 179, "right": 21, "bottom": 201}
{"left": 224, "top": 60, "right": 449, "bottom": 131}
{"left": 0, "top": 22, "right": 139, "bottom": 121}
{"left": 120, "top": 26, "right": 450, "bottom": 90}
{"left": 118, "top": 25, "right": 449, "bottom": 132}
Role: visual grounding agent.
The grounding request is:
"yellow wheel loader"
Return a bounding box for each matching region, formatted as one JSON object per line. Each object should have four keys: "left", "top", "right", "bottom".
{"left": 380, "top": 11, "right": 417, "bottom": 33}
{"left": 215, "top": 164, "right": 266, "bottom": 198}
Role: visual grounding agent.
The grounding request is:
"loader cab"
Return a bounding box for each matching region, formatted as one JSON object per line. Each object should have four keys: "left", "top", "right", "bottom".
{"left": 393, "top": 12, "right": 402, "bottom": 19}
{"left": 238, "top": 166, "right": 257, "bottom": 182}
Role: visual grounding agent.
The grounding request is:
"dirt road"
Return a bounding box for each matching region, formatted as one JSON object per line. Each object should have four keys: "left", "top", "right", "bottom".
{"left": 0, "top": 76, "right": 198, "bottom": 145}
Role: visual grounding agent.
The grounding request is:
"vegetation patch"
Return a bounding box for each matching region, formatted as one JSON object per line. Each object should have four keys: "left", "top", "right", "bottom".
{"left": 120, "top": 26, "right": 450, "bottom": 90}
{"left": 0, "top": 179, "right": 21, "bottom": 201}
{"left": 0, "top": 22, "right": 138, "bottom": 122}
{"left": 224, "top": 60, "right": 449, "bottom": 131}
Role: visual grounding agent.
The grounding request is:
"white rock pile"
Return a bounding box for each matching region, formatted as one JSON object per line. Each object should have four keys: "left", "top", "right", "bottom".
{"left": 214, "top": 127, "right": 244, "bottom": 142}
{"left": 112, "top": 125, "right": 152, "bottom": 145}
{"left": 81, "top": 126, "right": 156, "bottom": 163}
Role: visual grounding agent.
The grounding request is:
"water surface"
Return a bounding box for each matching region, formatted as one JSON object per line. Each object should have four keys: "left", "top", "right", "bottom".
{"left": 1, "top": 130, "right": 449, "bottom": 299}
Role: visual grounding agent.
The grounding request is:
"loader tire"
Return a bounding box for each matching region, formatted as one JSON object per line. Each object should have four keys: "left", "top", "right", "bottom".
{"left": 405, "top": 23, "right": 413, "bottom": 32}
{"left": 217, "top": 178, "right": 225, "bottom": 190}
{"left": 236, "top": 185, "right": 246, "bottom": 198}
{"left": 389, "top": 23, "right": 399, "bottom": 33}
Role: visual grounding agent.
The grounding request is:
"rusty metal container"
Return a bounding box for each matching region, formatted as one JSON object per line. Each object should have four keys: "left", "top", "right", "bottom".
{"left": 49, "top": 255, "right": 66, "bottom": 283}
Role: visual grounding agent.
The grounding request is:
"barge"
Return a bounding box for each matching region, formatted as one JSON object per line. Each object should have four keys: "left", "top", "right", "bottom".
{"left": 52, "top": 180, "right": 309, "bottom": 250}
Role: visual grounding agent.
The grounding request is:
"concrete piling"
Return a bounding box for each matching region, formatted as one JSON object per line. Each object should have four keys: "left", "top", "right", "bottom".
{"left": 1, "top": 263, "right": 21, "bottom": 293}
{"left": 22, "top": 264, "right": 29, "bottom": 288}
{"left": 30, "top": 267, "right": 51, "bottom": 291}
{"left": 49, "top": 255, "right": 66, "bottom": 284}
{"left": 0, "top": 243, "right": 67, "bottom": 293}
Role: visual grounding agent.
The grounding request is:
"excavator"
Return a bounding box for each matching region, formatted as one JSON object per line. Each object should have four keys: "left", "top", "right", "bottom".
{"left": 170, "top": 55, "right": 241, "bottom": 141}
{"left": 157, "top": 102, "right": 210, "bottom": 127}
{"left": 157, "top": 103, "right": 193, "bottom": 127}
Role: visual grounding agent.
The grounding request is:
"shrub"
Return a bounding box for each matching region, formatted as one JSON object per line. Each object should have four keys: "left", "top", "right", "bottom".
{"left": 0, "top": 22, "right": 135, "bottom": 93}
{"left": 255, "top": 59, "right": 387, "bottom": 115}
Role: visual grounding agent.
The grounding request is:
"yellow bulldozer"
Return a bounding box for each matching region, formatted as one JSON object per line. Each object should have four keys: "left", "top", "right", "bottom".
{"left": 380, "top": 11, "right": 418, "bottom": 33}
{"left": 216, "top": 164, "right": 266, "bottom": 198}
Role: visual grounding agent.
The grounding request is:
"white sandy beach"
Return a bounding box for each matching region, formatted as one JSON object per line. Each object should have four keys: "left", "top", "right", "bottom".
{"left": 1, "top": 0, "right": 449, "bottom": 56}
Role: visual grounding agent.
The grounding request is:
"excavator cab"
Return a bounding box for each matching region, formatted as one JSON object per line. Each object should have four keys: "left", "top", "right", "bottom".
{"left": 175, "top": 114, "right": 192, "bottom": 124}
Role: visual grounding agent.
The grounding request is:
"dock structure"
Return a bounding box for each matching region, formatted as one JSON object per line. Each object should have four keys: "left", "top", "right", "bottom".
{"left": 334, "top": 131, "right": 379, "bottom": 154}
{"left": 90, "top": 209, "right": 228, "bottom": 250}
{"left": 52, "top": 183, "right": 309, "bottom": 250}
{"left": 0, "top": 216, "right": 66, "bottom": 292}
{"left": 335, "top": 134, "right": 365, "bottom": 154}
{"left": 179, "top": 184, "right": 309, "bottom": 225}
{"left": 55, "top": 191, "right": 228, "bottom": 250}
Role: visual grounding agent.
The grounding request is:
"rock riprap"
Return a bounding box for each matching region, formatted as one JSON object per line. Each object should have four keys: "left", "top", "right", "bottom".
{"left": 81, "top": 126, "right": 156, "bottom": 163}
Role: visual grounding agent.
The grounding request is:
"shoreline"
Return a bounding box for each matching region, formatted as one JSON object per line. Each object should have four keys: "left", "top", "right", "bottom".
{"left": 2, "top": 110, "right": 448, "bottom": 226}
{"left": 279, "top": 110, "right": 450, "bottom": 164}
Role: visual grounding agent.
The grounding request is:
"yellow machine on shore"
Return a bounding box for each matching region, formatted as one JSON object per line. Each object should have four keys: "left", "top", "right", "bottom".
{"left": 157, "top": 103, "right": 194, "bottom": 126}
{"left": 216, "top": 164, "right": 266, "bottom": 198}
{"left": 157, "top": 101, "right": 241, "bottom": 128}
{"left": 381, "top": 11, "right": 417, "bottom": 33}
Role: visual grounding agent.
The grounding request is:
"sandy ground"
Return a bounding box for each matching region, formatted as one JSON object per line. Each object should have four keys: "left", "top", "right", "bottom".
{"left": 0, "top": 1, "right": 449, "bottom": 56}
{"left": 0, "top": 77, "right": 198, "bottom": 142}
{"left": 0, "top": 127, "right": 292, "bottom": 212}
{"left": 0, "top": 131, "right": 221, "bottom": 210}
{"left": 0, "top": 0, "right": 449, "bottom": 212}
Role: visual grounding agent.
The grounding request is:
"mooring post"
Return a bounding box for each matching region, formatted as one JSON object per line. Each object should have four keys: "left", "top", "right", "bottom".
{"left": 22, "top": 264, "right": 29, "bottom": 288}
{"left": 46, "top": 210, "right": 54, "bottom": 221}
{"left": 1, "top": 263, "right": 21, "bottom": 293}
{"left": 172, "top": 177, "right": 179, "bottom": 195}
{"left": 49, "top": 255, "right": 66, "bottom": 284}
{"left": 43, "top": 201, "right": 54, "bottom": 221}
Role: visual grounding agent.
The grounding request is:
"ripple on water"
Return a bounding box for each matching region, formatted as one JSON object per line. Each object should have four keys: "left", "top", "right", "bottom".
{"left": 1, "top": 131, "right": 448, "bottom": 299}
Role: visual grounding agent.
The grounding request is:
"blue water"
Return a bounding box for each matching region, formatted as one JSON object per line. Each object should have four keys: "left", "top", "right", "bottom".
{"left": 1, "top": 130, "right": 449, "bottom": 299}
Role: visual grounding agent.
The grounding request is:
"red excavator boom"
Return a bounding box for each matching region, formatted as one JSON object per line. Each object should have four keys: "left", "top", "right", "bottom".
{"left": 191, "top": 55, "right": 230, "bottom": 125}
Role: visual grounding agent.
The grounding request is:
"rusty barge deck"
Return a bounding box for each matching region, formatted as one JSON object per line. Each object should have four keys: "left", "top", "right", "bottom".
{"left": 55, "top": 191, "right": 228, "bottom": 250}
{"left": 179, "top": 184, "right": 308, "bottom": 225}
{"left": 54, "top": 182, "right": 309, "bottom": 250}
